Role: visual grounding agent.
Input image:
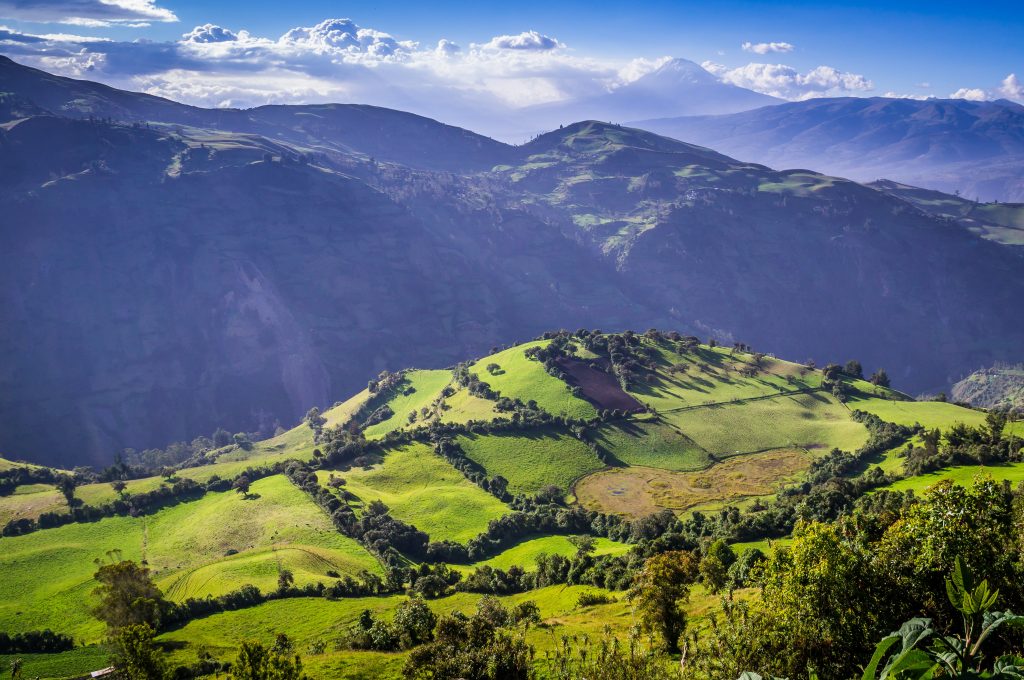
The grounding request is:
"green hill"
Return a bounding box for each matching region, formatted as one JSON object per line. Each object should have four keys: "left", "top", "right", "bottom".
{"left": 1, "top": 329, "right": 1020, "bottom": 679}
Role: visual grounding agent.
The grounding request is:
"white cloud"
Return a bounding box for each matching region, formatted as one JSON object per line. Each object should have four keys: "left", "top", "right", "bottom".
{"left": 0, "top": 0, "right": 176, "bottom": 25}
{"left": 741, "top": 41, "right": 794, "bottom": 55}
{"left": 882, "top": 91, "right": 933, "bottom": 100}
{"left": 182, "top": 24, "right": 239, "bottom": 44}
{"left": 481, "top": 30, "right": 563, "bottom": 51}
{"left": 435, "top": 38, "right": 460, "bottom": 56}
{"left": 702, "top": 61, "right": 872, "bottom": 99}
{"left": 999, "top": 74, "right": 1023, "bottom": 101}
{"left": 279, "top": 18, "right": 416, "bottom": 57}
{"left": 949, "top": 87, "right": 989, "bottom": 101}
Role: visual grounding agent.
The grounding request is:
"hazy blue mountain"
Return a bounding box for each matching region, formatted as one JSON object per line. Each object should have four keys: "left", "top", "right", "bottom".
{"left": 2, "top": 59, "right": 1023, "bottom": 467}
{"left": 633, "top": 96, "right": 1024, "bottom": 202}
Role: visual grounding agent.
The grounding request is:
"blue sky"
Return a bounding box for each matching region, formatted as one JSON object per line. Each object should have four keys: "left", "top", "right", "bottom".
{"left": 0, "top": 0, "right": 1021, "bottom": 137}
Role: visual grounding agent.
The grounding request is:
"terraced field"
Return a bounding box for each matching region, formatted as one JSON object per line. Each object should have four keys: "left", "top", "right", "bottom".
{"left": 664, "top": 392, "right": 869, "bottom": 456}
{"left": 468, "top": 342, "right": 597, "bottom": 419}
{"left": 316, "top": 442, "right": 509, "bottom": 543}
{"left": 576, "top": 449, "right": 812, "bottom": 517}
{"left": 457, "top": 429, "right": 604, "bottom": 495}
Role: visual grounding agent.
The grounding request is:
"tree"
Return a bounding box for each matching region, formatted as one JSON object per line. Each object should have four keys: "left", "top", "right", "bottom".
{"left": 844, "top": 360, "right": 864, "bottom": 379}
{"left": 870, "top": 369, "right": 891, "bottom": 388}
{"left": 304, "top": 407, "right": 326, "bottom": 432}
{"left": 230, "top": 641, "right": 306, "bottom": 680}
{"left": 212, "top": 428, "right": 232, "bottom": 447}
{"left": 9, "top": 658, "right": 22, "bottom": 680}
{"left": 700, "top": 539, "right": 737, "bottom": 594}
{"left": 627, "top": 551, "right": 696, "bottom": 653}
{"left": 277, "top": 569, "right": 294, "bottom": 593}
{"left": 92, "top": 560, "right": 165, "bottom": 632}
{"left": 392, "top": 597, "right": 437, "bottom": 647}
{"left": 55, "top": 475, "right": 76, "bottom": 505}
{"left": 112, "top": 623, "right": 167, "bottom": 680}
{"left": 110, "top": 480, "right": 127, "bottom": 496}
{"left": 233, "top": 476, "right": 251, "bottom": 498}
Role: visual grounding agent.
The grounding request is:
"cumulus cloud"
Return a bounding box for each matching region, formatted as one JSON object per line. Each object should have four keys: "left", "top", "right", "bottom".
{"left": 279, "top": 18, "right": 416, "bottom": 57}
{"left": 0, "top": 0, "right": 176, "bottom": 26}
{"left": 182, "top": 24, "right": 239, "bottom": 44}
{"left": 435, "top": 38, "right": 460, "bottom": 56}
{"left": 703, "top": 60, "right": 872, "bottom": 99}
{"left": 481, "top": 30, "right": 563, "bottom": 51}
{"left": 742, "top": 41, "right": 794, "bottom": 54}
{"left": 949, "top": 87, "right": 989, "bottom": 101}
{"left": 999, "top": 74, "right": 1023, "bottom": 101}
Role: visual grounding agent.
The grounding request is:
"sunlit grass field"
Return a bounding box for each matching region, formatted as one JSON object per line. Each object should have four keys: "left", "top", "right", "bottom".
{"left": 664, "top": 392, "right": 868, "bottom": 456}
{"left": 317, "top": 442, "right": 509, "bottom": 543}
{"left": 592, "top": 418, "right": 711, "bottom": 471}
{"left": 0, "top": 475, "right": 380, "bottom": 641}
{"left": 468, "top": 342, "right": 597, "bottom": 419}
{"left": 449, "top": 535, "right": 632, "bottom": 574}
{"left": 457, "top": 429, "right": 604, "bottom": 495}
{"left": 362, "top": 370, "right": 453, "bottom": 438}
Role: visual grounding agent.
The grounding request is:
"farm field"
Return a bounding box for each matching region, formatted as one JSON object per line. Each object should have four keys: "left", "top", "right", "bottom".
{"left": 880, "top": 462, "right": 1024, "bottom": 494}
{"left": 576, "top": 449, "right": 811, "bottom": 517}
{"left": 592, "top": 418, "right": 711, "bottom": 471}
{"left": 846, "top": 396, "right": 988, "bottom": 430}
{"left": 437, "top": 386, "right": 499, "bottom": 424}
{"left": 468, "top": 342, "right": 598, "bottom": 419}
{"left": 627, "top": 343, "right": 821, "bottom": 412}
{"left": 457, "top": 429, "right": 604, "bottom": 495}
{"left": 362, "top": 370, "right": 453, "bottom": 438}
{"left": 0, "top": 475, "right": 380, "bottom": 641}
{"left": 316, "top": 442, "right": 509, "bottom": 543}
{"left": 663, "top": 392, "right": 869, "bottom": 456}
{"left": 0, "top": 483, "right": 67, "bottom": 525}
{"left": 449, "top": 535, "right": 632, "bottom": 574}
{"left": 323, "top": 388, "right": 371, "bottom": 428}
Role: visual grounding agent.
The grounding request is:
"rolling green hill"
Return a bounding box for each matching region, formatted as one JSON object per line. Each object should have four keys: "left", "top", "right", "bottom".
{"left": 0, "top": 330, "right": 1019, "bottom": 679}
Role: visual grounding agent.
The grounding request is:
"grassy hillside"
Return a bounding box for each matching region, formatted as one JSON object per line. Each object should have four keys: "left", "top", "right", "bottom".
{"left": 0, "top": 484, "right": 67, "bottom": 525}
{"left": 846, "top": 396, "right": 988, "bottom": 430}
{"left": 880, "top": 462, "right": 1024, "bottom": 494}
{"left": 592, "top": 418, "right": 711, "bottom": 471}
{"left": 362, "top": 370, "right": 453, "bottom": 438}
{"left": 469, "top": 342, "right": 597, "bottom": 419}
{"left": 450, "top": 535, "right": 632, "bottom": 574}
{"left": 0, "top": 475, "right": 379, "bottom": 641}
{"left": 663, "top": 392, "right": 869, "bottom": 456}
{"left": 457, "top": 429, "right": 604, "bottom": 495}
{"left": 316, "top": 442, "right": 509, "bottom": 543}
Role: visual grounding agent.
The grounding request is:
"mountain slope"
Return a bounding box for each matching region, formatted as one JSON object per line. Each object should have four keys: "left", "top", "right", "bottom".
{"left": 2, "top": 61, "right": 1023, "bottom": 466}
{"left": 0, "top": 55, "right": 513, "bottom": 173}
{"left": 634, "top": 96, "right": 1024, "bottom": 202}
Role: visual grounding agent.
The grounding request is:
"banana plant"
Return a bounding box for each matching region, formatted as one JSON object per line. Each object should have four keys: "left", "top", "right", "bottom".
{"left": 860, "top": 557, "right": 1024, "bottom": 680}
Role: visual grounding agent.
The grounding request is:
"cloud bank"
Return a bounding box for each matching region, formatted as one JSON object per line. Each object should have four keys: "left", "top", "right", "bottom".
{"left": 702, "top": 61, "right": 872, "bottom": 99}
{"left": 742, "top": 41, "right": 794, "bottom": 54}
{"left": 0, "top": 0, "right": 176, "bottom": 26}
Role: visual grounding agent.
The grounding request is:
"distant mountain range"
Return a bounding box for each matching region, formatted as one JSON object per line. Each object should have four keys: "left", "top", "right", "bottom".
{"left": 634, "top": 97, "right": 1024, "bottom": 202}
{"left": 1, "top": 55, "right": 1022, "bottom": 466}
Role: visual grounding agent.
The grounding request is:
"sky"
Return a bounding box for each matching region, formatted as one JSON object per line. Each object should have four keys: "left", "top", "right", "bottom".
{"left": 0, "top": 0, "right": 1021, "bottom": 137}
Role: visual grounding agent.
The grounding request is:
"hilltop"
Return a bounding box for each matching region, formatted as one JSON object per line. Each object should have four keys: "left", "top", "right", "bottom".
{"left": 1, "top": 56, "right": 1023, "bottom": 466}
{"left": 1, "top": 330, "right": 1020, "bottom": 678}
{"left": 952, "top": 363, "right": 1024, "bottom": 410}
